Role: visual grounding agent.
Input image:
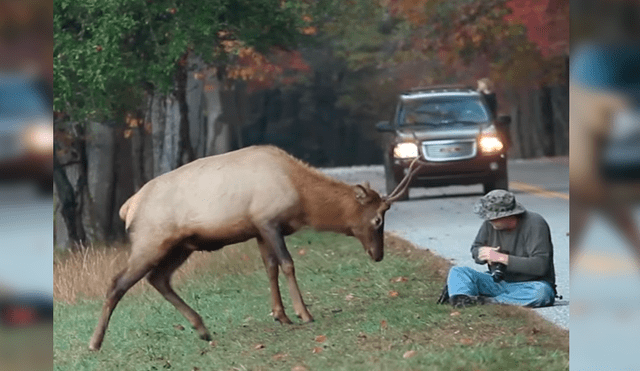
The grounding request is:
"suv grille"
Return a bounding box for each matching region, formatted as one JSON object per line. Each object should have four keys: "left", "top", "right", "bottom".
{"left": 421, "top": 139, "right": 477, "bottom": 162}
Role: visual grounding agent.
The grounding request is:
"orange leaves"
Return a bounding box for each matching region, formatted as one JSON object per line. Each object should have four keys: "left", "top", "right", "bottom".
{"left": 301, "top": 26, "right": 317, "bottom": 35}
{"left": 214, "top": 28, "right": 311, "bottom": 89}
{"left": 459, "top": 338, "right": 474, "bottom": 346}
{"left": 312, "top": 335, "right": 326, "bottom": 354}
{"left": 504, "top": 0, "right": 569, "bottom": 57}
{"left": 388, "top": 290, "right": 399, "bottom": 298}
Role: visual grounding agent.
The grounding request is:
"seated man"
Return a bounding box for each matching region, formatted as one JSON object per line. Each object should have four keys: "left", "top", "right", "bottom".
{"left": 446, "top": 190, "right": 557, "bottom": 308}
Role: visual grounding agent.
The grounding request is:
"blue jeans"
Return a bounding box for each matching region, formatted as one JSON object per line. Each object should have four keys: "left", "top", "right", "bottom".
{"left": 447, "top": 266, "right": 555, "bottom": 307}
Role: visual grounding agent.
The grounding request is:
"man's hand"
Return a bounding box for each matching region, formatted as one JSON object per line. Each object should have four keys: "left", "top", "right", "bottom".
{"left": 478, "top": 246, "right": 509, "bottom": 265}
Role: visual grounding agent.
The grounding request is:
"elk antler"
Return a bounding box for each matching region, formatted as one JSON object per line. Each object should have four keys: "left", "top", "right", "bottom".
{"left": 384, "top": 157, "right": 426, "bottom": 203}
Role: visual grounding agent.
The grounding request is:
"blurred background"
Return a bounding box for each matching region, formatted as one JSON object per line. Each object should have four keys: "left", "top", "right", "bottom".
{"left": 570, "top": 0, "right": 640, "bottom": 370}
{"left": 0, "top": 0, "right": 53, "bottom": 370}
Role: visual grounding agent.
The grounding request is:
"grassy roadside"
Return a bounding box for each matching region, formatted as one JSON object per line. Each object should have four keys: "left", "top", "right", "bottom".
{"left": 54, "top": 230, "right": 569, "bottom": 371}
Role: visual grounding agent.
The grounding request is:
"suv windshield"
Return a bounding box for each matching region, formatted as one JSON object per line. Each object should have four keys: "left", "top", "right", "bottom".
{"left": 397, "top": 97, "right": 490, "bottom": 126}
{"left": 0, "top": 81, "right": 49, "bottom": 120}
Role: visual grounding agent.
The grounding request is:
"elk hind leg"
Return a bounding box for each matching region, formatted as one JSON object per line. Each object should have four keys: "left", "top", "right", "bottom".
{"left": 146, "top": 246, "right": 212, "bottom": 341}
{"left": 88, "top": 259, "right": 155, "bottom": 350}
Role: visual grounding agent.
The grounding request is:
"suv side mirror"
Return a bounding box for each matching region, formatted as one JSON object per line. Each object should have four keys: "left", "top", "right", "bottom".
{"left": 376, "top": 121, "right": 394, "bottom": 132}
{"left": 497, "top": 115, "right": 511, "bottom": 126}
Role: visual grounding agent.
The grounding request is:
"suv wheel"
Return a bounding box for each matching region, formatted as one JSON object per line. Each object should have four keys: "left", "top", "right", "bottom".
{"left": 384, "top": 156, "right": 409, "bottom": 201}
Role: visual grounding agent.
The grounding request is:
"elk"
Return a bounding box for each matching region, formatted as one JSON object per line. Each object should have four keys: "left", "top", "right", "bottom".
{"left": 88, "top": 145, "right": 422, "bottom": 350}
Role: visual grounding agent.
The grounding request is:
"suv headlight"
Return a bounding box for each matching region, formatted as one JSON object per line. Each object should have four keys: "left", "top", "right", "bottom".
{"left": 22, "top": 121, "right": 54, "bottom": 154}
{"left": 393, "top": 142, "right": 418, "bottom": 159}
{"left": 479, "top": 126, "right": 503, "bottom": 154}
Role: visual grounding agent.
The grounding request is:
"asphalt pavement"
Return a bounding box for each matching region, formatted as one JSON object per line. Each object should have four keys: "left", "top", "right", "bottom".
{"left": 322, "top": 156, "right": 569, "bottom": 330}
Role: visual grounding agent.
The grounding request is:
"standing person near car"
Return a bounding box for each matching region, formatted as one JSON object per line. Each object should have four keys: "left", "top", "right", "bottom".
{"left": 445, "top": 190, "right": 557, "bottom": 308}
{"left": 477, "top": 77, "right": 498, "bottom": 118}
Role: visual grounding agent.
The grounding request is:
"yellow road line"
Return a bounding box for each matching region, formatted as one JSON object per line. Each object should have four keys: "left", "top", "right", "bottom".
{"left": 510, "top": 181, "right": 569, "bottom": 200}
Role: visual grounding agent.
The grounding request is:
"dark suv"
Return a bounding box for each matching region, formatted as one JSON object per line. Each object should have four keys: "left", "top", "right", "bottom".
{"left": 376, "top": 85, "right": 511, "bottom": 200}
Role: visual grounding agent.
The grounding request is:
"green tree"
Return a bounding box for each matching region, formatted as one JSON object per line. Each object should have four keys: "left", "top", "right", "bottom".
{"left": 53, "top": 0, "right": 319, "bottom": 247}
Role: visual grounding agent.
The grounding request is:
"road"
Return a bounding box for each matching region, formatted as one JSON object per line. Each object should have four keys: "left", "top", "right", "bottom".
{"left": 323, "top": 156, "right": 570, "bottom": 329}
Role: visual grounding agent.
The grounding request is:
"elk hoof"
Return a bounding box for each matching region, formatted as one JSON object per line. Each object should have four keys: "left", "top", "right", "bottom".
{"left": 199, "top": 331, "right": 212, "bottom": 341}
{"left": 274, "top": 315, "right": 293, "bottom": 325}
{"left": 88, "top": 342, "right": 101, "bottom": 351}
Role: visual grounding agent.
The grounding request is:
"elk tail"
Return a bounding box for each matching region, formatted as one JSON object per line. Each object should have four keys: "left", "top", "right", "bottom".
{"left": 119, "top": 193, "right": 140, "bottom": 232}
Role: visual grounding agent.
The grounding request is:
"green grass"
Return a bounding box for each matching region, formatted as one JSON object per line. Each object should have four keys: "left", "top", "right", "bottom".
{"left": 54, "top": 230, "right": 569, "bottom": 371}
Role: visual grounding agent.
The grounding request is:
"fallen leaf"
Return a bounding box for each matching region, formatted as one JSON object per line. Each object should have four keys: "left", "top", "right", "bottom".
{"left": 460, "top": 338, "right": 474, "bottom": 345}
{"left": 298, "top": 249, "right": 307, "bottom": 255}
{"left": 272, "top": 353, "right": 288, "bottom": 361}
{"left": 345, "top": 294, "right": 354, "bottom": 301}
{"left": 388, "top": 290, "right": 399, "bottom": 297}
{"left": 314, "top": 335, "right": 327, "bottom": 343}
{"left": 331, "top": 308, "right": 342, "bottom": 313}
{"left": 450, "top": 311, "right": 461, "bottom": 317}
{"left": 403, "top": 350, "right": 417, "bottom": 359}
{"left": 208, "top": 340, "right": 217, "bottom": 347}
{"left": 173, "top": 324, "right": 185, "bottom": 331}
{"left": 312, "top": 347, "right": 323, "bottom": 354}
{"left": 390, "top": 276, "right": 408, "bottom": 283}
{"left": 292, "top": 366, "right": 309, "bottom": 371}
{"left": 380, "top": 320, "right": 388, "bottom": 329}
{"left": 454, "top": 330, "right": 460, "bottom": 334}
{"left": 531, "top": 327, "right": 540, "bottom": 335}
{"left": 254, "top": 343, "right": 265, "bottom": 350}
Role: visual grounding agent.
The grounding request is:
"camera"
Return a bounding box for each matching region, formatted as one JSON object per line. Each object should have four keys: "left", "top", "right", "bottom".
{"left": 491, "top": 263, "right": 507, "bottom": 282}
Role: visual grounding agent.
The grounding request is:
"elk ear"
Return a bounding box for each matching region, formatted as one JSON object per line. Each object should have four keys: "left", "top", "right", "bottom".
{"left": 353, "top": 184, "right": 370, "bottom": 205}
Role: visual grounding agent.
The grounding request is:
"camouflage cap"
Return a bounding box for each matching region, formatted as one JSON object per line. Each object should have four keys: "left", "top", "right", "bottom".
{"left": 473, "top": 189, "right": 526, "bottom": 220}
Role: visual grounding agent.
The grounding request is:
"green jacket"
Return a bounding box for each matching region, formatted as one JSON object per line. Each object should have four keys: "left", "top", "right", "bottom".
{"left": 470, "top": 211, "right": 556, "bottom": 290}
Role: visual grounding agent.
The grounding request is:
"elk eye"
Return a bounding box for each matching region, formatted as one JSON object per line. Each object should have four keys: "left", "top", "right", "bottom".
{"left": 372, "top": 216, "right": 383, "bottom": 228}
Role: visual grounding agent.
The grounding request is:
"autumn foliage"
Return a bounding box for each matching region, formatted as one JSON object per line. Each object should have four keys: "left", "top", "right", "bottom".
{"left": 382, "top": 0, "right": 568, "bottom": 87}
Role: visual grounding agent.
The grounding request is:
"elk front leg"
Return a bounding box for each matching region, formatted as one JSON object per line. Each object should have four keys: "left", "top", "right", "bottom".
{"left": 257, "top": 238, "right": 292, "bottom": 324}
{"left": 146, "top": 246, "right": 212, "bottom": 341}
{"left": 259, "top": 227, "right": 313, "bottom": 323}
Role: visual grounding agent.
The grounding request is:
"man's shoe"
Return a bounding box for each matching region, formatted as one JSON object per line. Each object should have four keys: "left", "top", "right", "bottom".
{"left": 449, "top": 294, "right": 478, "bottom": 308}
{"left": 450, "top": 295, "right": 497, "bottom": 307}
{"left": 436, "top": 283, "right": 449, "bottom": 305}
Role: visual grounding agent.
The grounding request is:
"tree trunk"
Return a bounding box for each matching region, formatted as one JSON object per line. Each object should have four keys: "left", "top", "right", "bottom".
{"left": 85, "top": 121, "right": 116, "bottom": 242}
{"left": 175, "top": 53, "right": 195, "bottom": 166}
{"left": 151, "top": 92, "right": 181, "bottom": 176}
{"left": 202, "top": 69, "right": 224, "bottom": 156}
{"left": 53, "top": 123, "right": 88, "bottom": 249}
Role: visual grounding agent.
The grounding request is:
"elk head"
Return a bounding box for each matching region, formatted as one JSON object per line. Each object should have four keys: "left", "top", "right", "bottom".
{"left": 350, "top": 157, "right": 424, "bottom": 262}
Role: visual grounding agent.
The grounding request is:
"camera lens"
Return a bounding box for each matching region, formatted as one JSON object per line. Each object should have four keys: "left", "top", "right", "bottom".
{"left": 491, "top": 263, "right": 506, "bottom": 282}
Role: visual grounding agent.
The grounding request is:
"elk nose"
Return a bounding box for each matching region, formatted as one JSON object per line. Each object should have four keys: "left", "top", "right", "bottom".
{"left": 369, "top": 249, "right": 384, "bottom": 262}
